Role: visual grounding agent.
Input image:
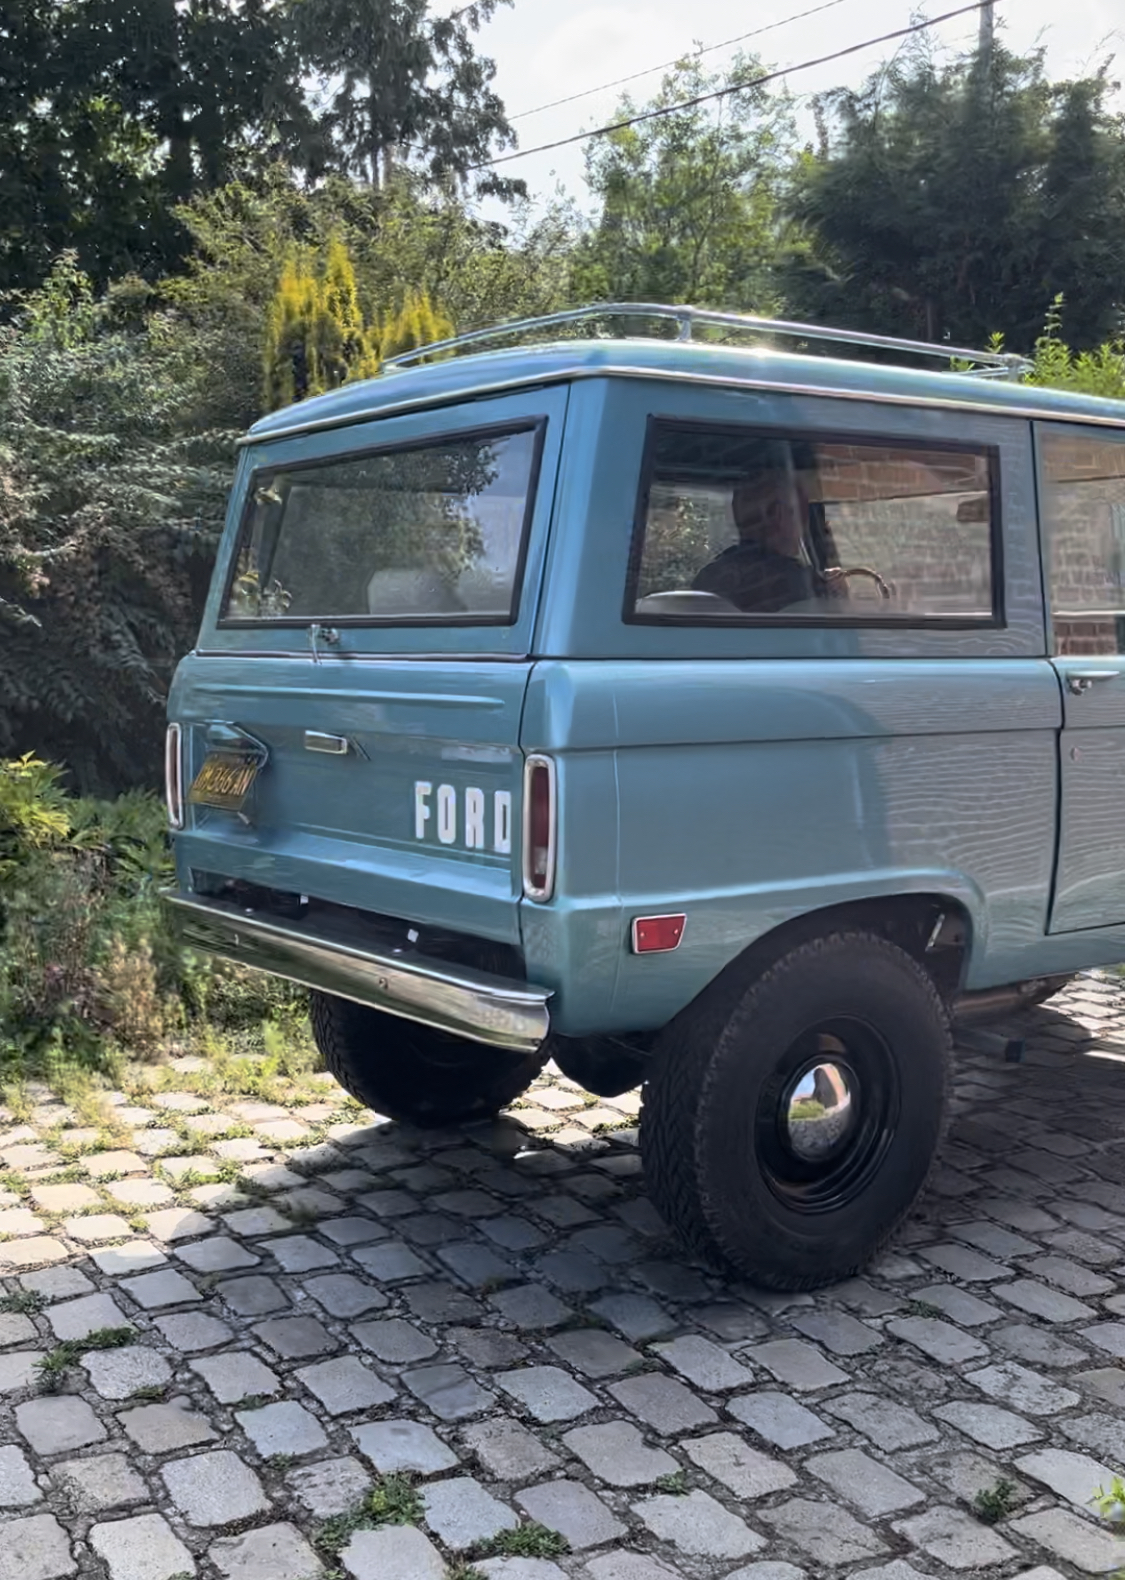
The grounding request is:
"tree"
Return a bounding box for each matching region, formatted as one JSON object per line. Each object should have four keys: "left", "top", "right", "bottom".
{"left": 0, "top": 0, "right": 315, "bottom": 293}
{"left": 174, "top": 168, "right": 573, "bottom": 412}
{"left": 787, "top": 41, "right": 1125, "bottom": 351}
{"left": 288, "top": 0, "right": 522, "bottom": 196}
{"left": 573, "top": 56, "right": 799, "bottom": 310}
{"left": 261, "top": 236, "right": 454, "bottom": 410}
{"left": 0, "top": 256, "right": 237, "bottom": 794}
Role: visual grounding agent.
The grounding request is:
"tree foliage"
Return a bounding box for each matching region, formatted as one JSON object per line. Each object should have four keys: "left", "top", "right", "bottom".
{"left": 290, "top": 0, "right": 521, "bottom": 197}
{"left": 261, "top": 234, "right": 452, "bottom": 409}
{"left": 1021, "top": 299, "right": 1125, "bottom": 399}
{"left": 0, "top": 256, "right": 236, "bottom": 794}
{"left": 0, "top": 0, "right": 521, "bottom": 295}
{"left": 575, "top": 57, "right": 798, "bottom": 310}
{"left": 788, "top": 42, "right": 1125, "bottom": 350}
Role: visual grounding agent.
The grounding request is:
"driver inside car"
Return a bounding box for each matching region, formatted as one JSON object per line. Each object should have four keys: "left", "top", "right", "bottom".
{"left": 693, "top": 465, "right": 822, "bottom": 613}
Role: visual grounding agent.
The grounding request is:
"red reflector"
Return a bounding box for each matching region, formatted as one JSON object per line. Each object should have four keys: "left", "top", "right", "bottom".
{"left": 632, "top": 914, "right": 686, "bottom": 954}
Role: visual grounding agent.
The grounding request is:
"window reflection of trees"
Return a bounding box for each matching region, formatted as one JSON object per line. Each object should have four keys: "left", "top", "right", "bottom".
{"left": 225, "top": 431, "right": 534, "bottom": 622}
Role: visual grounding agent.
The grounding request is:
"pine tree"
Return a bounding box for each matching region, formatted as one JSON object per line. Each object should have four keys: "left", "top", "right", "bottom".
{"left": 262, "top": 239, "right": 452, "bottom": 410}
{"left": 262, "top": 254, "right": 324, "bottom": 409}
{"left": 378, "top": 289, "right": 454, "bottom": 362}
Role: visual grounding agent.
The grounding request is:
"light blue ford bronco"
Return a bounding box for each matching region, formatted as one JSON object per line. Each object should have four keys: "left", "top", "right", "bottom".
{"left": 164, "top": 303, "right": 1125, "bottom": 1290}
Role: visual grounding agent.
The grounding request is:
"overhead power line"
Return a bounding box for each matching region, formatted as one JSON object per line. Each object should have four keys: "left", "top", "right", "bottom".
{"left": 510, "top": 0, "right": 856, "bottom": 122}
{"left": 472, "top": 1, "right": 1000, "bottom": 169}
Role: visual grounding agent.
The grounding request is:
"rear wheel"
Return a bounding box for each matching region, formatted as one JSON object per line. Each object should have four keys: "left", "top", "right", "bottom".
{"left": 311, "top": 992, "right": 547, "bottom": 1127}
{"left": 641, "top": 931, "right": 951, "bottom": 1289}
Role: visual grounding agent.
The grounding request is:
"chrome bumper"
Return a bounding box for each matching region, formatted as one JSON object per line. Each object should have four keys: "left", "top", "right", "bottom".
{"left": 162, "top": 891, "right": 552, "bottom": 1055}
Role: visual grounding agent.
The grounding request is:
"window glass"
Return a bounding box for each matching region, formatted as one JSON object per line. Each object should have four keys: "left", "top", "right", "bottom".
{"left": 1041, "top": 430, "right": 1125, "bottom": 656}
{"left": 630, "top": 424, "right": 997, "bottom": 623}
{"left": 223, "top": 427, "right": 539, "bottom": 625}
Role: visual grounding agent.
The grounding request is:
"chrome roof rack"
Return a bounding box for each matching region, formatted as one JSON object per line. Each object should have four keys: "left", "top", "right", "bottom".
{"left": 381, "top": 302, "right": 1030, "bottom": 379}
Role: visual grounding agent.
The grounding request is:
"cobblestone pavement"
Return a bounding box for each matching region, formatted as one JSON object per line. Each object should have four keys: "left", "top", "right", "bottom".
{"left": 8, "top": 978, "right": 1125, "bottom": 1578}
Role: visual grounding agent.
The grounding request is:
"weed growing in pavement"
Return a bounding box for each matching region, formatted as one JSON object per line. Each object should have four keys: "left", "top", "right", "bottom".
{"left": 2, "top": 1085, "right": 33, "bottom": 1122}
{"left": 37, "top": 1325, "right": 134, "bottom": 1390}
{"left": 0, "top": 1287, "right": 46, "bottom": 1313}
{"left": 1093, "top": 1476, "right": 1125, "bottom": 1522}
{"left": 906, "top": 1300, "right": 944, "bottom": 1320}
{"left": 974, "top": 1478, "right": 1019, "bottom": 1523}
{"left": 366, "top": 1473, "right": 425, "bottom": 1526}
{"left": 655, "top": 1471, "right": 688, "bottom": 1495}
{"left": 130, "top": 1383, "right": 167, "bottom": 1402}
{"left": 472, "top": 1523, "right": 570, "bottom": 1559}
{"left": 313, "top": 1474, "right": 425, "bottom": 1558}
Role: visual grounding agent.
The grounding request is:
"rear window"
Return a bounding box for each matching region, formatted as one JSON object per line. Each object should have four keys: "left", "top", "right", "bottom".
{"left": 627, "top": 421, "right": 999, "bottom": 626}
{"left": 221, "top": 424, "right": 542, "bottom": 626}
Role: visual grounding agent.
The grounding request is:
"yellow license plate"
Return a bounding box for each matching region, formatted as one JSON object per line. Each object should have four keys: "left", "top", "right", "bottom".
{"left": 188, "top": 751, "right": 261, "bottom": 811}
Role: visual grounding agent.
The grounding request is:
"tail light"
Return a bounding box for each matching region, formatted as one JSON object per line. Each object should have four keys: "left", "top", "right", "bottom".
{"left": 165, "top": 723, "right": 184, "bottom": 830}
{"left": 522, "top": 754, "right": 557, "bottom": 902}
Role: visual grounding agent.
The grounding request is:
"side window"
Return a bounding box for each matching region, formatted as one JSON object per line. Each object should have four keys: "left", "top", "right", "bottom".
{"left": 627, "top": 422, "right": 999, "bottom": 625}
{"left": 1041, "top": 429, "right": 1125, "bottom": 656}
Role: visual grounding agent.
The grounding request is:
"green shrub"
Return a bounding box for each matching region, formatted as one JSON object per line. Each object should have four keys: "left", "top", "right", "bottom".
{"left": 0, "top": 756, "right": 307, "bottom": 1077}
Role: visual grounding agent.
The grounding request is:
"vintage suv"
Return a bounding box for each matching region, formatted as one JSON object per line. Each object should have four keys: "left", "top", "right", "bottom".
{"left": 164, "top": 303, "right": 1125, "bottom": 1290}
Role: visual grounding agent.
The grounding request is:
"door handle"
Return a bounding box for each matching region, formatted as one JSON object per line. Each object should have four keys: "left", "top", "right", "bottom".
{"left": 1066, "top": 670, "right": 1122, "bottom": 695}
{"left": 304, "top": 731, "right": 349, "bottom": 755}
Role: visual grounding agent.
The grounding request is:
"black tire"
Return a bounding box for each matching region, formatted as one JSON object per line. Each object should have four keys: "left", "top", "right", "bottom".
{"left": 311, "top": 992, "right": 548, "bottom": 1127}
{"left": 641, "top": 931, "right": 952, "bottom": 1290}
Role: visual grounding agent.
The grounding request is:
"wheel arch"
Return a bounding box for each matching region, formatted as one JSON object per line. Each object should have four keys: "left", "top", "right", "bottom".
{"left": 678, "top": 890, "right": 976, "bottom": 1034}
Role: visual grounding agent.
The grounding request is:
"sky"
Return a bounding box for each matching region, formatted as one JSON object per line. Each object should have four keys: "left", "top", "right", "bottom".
{"left": 434, "top": 0, "right": 1125, "bottom": 216}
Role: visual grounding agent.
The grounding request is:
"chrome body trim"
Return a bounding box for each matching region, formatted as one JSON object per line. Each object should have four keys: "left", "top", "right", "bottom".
{"left": 236, "top": 362, "right": 1125, "bottom": 448}
{"left": 162, "top": 891, "right": 552, "bottom": 1054}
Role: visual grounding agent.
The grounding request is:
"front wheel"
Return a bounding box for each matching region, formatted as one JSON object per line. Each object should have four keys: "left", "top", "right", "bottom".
{"left": 311, "top": 993, "right": 547, "bottom": 1127}
{"left": 641, "top": 931, "right": 951, "bottom": 1290}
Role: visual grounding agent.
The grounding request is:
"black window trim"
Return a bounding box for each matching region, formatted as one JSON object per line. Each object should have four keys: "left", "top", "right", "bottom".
{"left": 622, "top": 414, "right": 1006, "bottom": 631}
{"left": 217, "top": 417, "right": 548, "bottom": 631}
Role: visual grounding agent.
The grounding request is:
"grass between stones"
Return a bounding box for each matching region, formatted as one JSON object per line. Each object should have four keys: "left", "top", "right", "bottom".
{"left": 37, "top": 1325, "right": 134, "bottom": 1391}
{"left": 471, "top": 1522, "right": 570, "bottom": 1559}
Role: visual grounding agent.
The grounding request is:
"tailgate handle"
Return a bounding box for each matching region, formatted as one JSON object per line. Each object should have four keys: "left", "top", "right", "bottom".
{"left": 304, "top": 731, "right": 349, "bottom": 756}
{"left": 1067, "top": 670, "right": 1122, "bottom": 696}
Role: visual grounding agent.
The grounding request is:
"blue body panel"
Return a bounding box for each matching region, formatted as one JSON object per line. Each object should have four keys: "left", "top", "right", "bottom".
{"left": 168, "top": 336, "right": 1125, "bottom": 1037}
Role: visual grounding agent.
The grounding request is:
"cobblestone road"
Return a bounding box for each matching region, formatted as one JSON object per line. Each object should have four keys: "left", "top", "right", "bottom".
{"left": 6, "top": 977, "right": 1125, "bottom": 1578}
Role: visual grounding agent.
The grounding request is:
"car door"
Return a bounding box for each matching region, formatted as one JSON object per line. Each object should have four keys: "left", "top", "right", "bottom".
{"left": 1041, "top": 421, "right": 1125, "bottom": 932}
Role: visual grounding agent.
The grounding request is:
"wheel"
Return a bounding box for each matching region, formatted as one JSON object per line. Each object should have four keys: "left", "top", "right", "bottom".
{"left": 641, "top": 931, "right": 952, "bottom": 1290}
{"left": 310, "top": 992, "right": 548, "bottom": 1127}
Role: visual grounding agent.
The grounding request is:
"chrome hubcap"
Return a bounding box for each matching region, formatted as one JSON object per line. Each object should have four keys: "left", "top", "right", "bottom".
{"left": 756, "top": 1021, "right": 899, "bottom": 1214}
{"left": 782, "top": 1060, "right": 858, "bottom": 1163}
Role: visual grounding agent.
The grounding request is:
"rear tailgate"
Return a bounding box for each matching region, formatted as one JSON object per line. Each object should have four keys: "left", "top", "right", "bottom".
{"left": 170, "top": 387, "right": 569, "bottom": 946}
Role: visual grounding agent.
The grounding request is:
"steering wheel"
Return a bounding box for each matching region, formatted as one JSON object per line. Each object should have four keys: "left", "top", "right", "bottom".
{"left": 825, "top": 565, "right": 894, "bottom": 600}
